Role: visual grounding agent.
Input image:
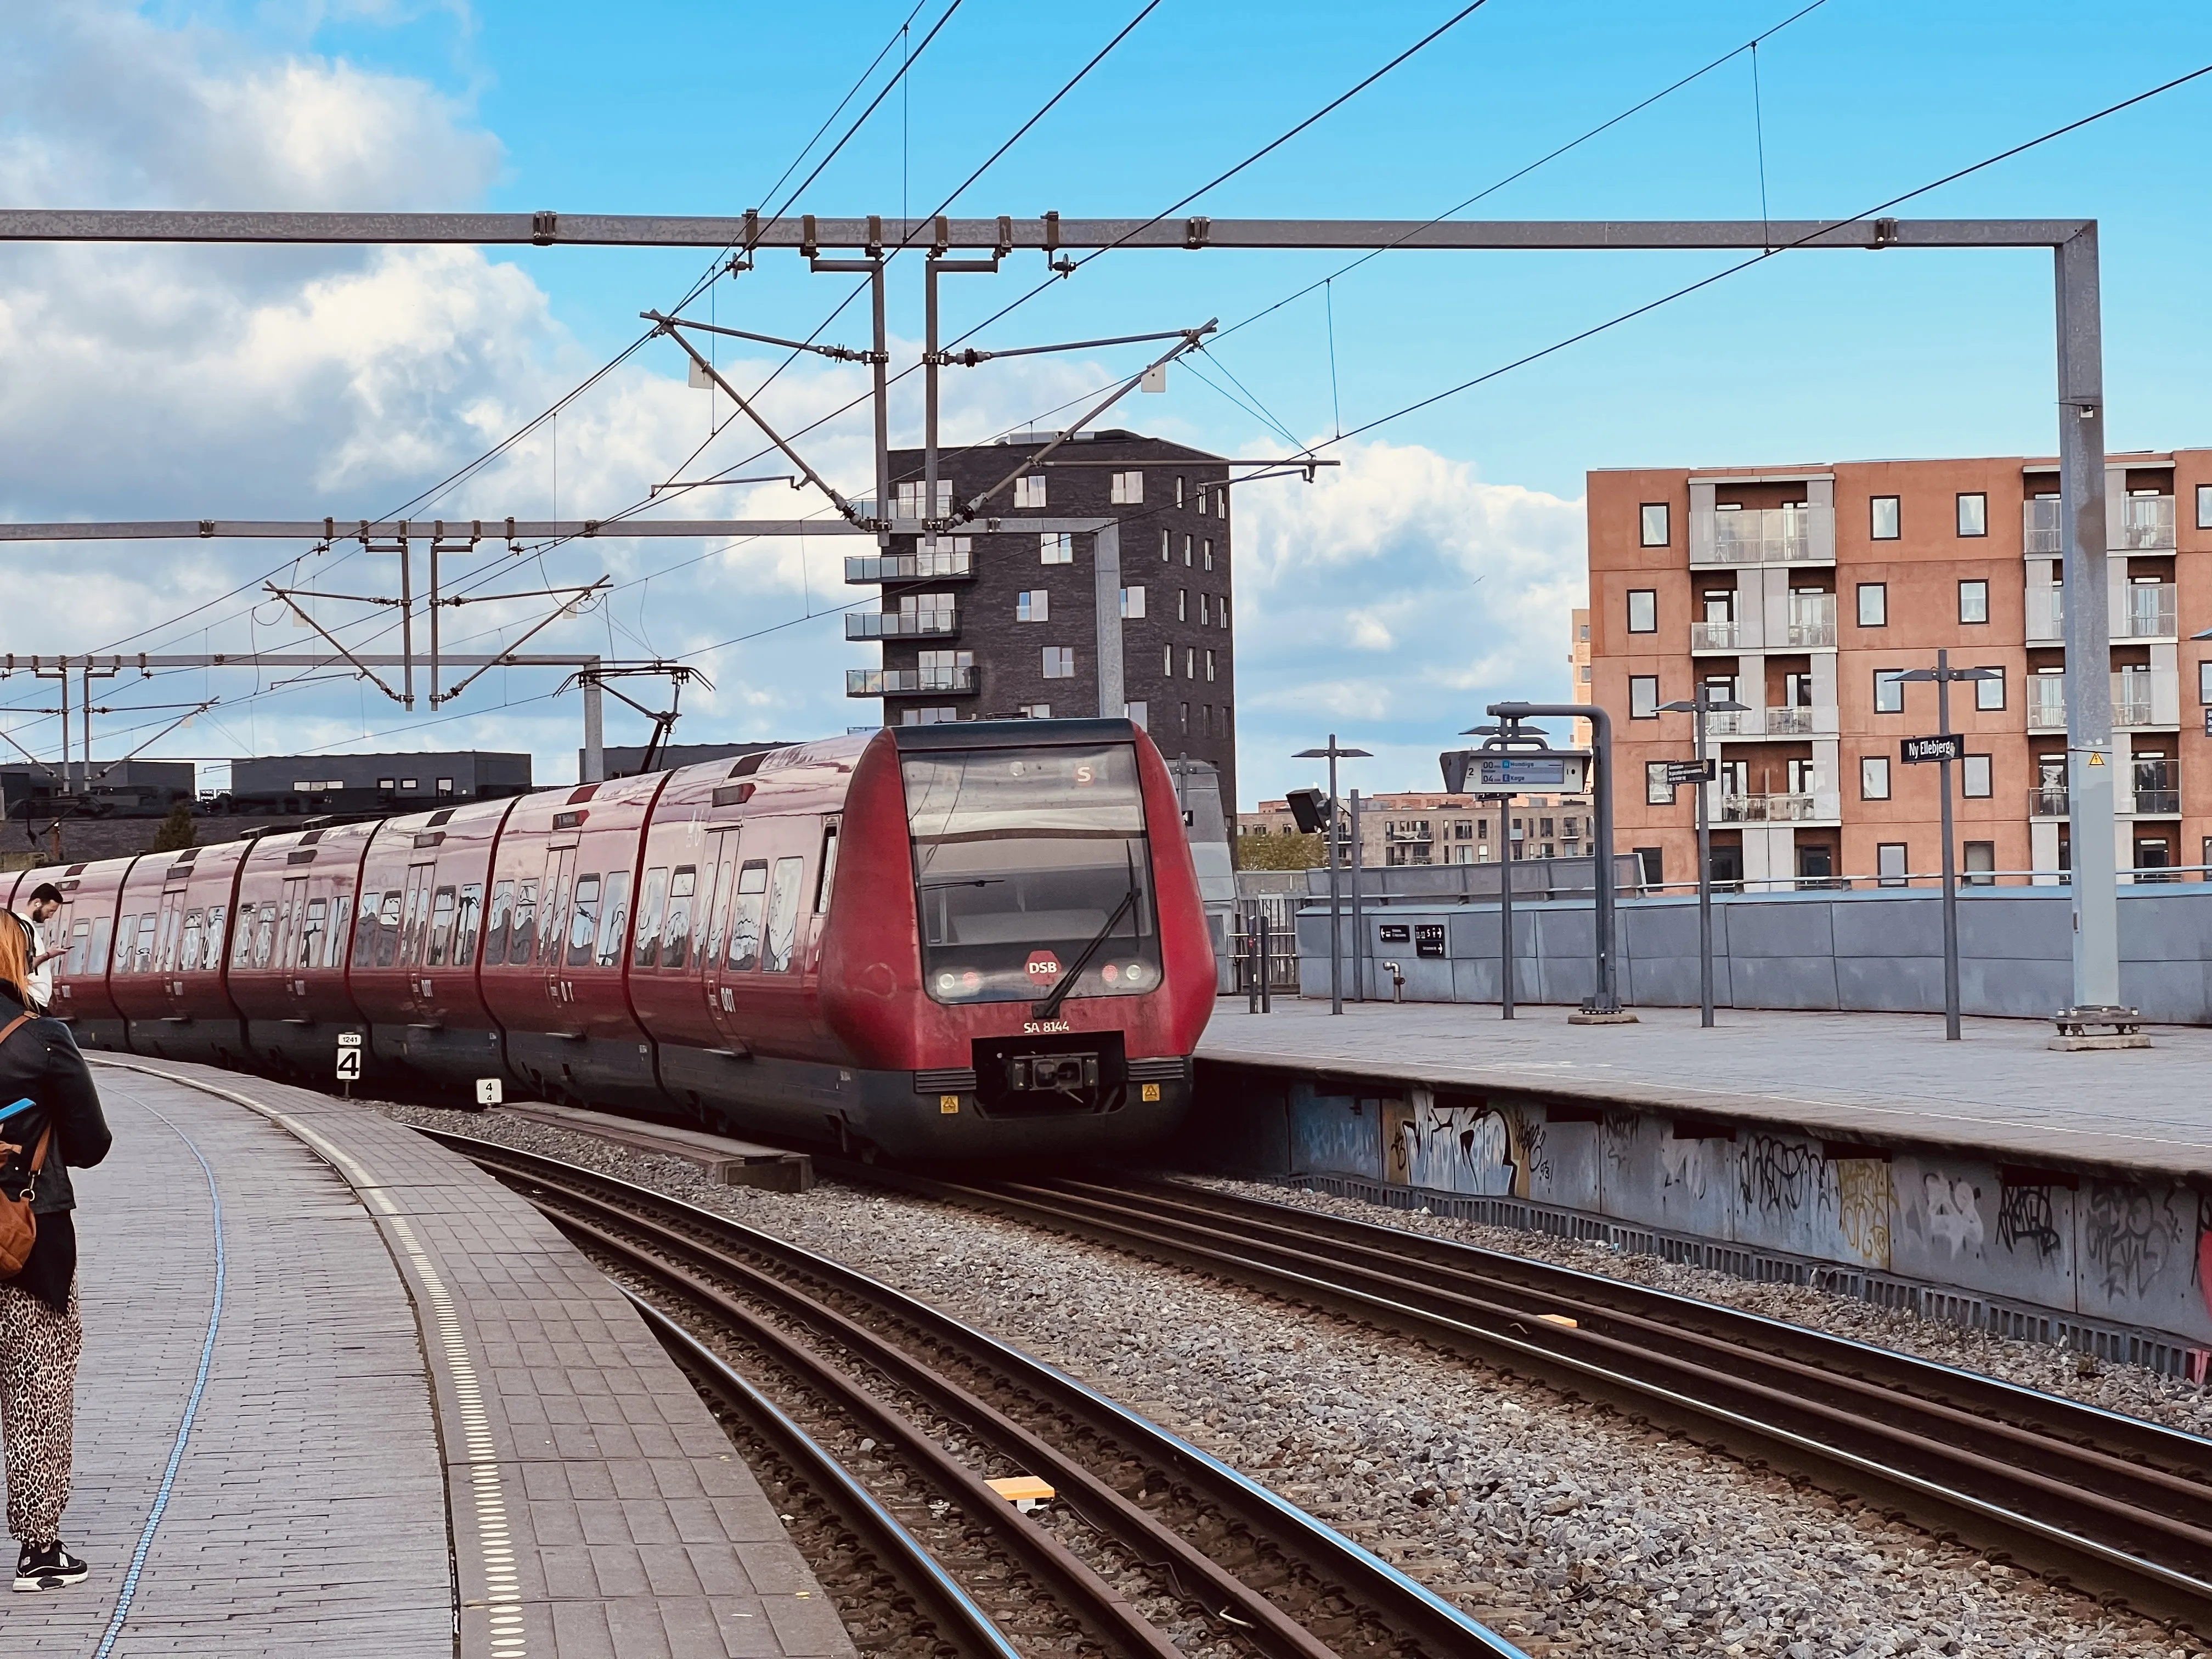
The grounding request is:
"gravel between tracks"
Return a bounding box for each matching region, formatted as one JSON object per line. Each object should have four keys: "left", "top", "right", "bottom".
{"left": 377, "top": 1101, "right": 2208, "bottom": 1658}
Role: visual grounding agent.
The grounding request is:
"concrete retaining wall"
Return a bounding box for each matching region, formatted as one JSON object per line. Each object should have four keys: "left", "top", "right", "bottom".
{"left": 1296, "top": 883, "right": 2212, "bottom": 1023}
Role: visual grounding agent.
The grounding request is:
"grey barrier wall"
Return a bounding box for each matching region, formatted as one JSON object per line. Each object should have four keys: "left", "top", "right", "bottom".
{"left": 1296, "top": 883, "right": 2212, "bottom": 1024}
{"left": 1176, "top": 1068, "right": 2212, "bottom": 1361}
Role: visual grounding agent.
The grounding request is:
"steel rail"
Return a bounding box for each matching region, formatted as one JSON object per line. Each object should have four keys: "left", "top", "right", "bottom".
{"left": 828, "top": 1165, "right": 2212, "bottom": 1636}
{"left": 627, "top": 1293, "right": 1028, "bottom": 1659}
{"left": 427, "top": 1129, "right": 1523, "bottom": 1659}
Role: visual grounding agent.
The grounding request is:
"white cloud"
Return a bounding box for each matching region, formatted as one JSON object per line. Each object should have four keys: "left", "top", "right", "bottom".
{"left": 1231, "top": 437, "right": 1586, "bottom": 806}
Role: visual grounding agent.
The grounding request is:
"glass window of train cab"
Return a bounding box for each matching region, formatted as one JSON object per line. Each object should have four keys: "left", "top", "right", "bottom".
{"left": 814, "top": 822, "right": 840, "bottom": 914}
{"left": 454, "top": 884, "right": 483, "bottom": 967}
{"left": 594, "top": 873, "right": 631, "bottom": 968}
{"left": 374, "top": 891, "right": 403, "bottom": 968}
{"left": 428, "top": 888, "right": 458, "bottom": 965}
{"left": 727, "top": 861, "right": 769, "bottom": 971}
{"left": 508, "top": 880, "right": 538, "bottom": 964}
{"left": 633, "top": 869, "right": 669, "bottom": 967}
{"left": 902, "top": 741, "right": 1157, "bottom": 1005}
{"left": 566, "top": 875, "right": 601, "bottom": 967}
{"left": 661, "top": 867, "right": 695, "bottom": 969}
{"left": 764, "top": 856, "right": 806, "bottom": 972}
{"left": 483, "top": 881, "right": 514, "bottom": 964}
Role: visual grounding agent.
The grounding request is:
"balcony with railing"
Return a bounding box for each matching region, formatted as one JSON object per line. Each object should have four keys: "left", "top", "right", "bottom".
{"left": 1763, "top": 706, "right": 1816, "bottom": 735}
{"left": 1689, "top": 619, "right": 1741, "bottom": 651}
{"left": 846, "top": 664, "right": 978, "bottom": 696}
{"left": 2027, "top": 678, "right": 2068, "bottom": 731}
{"left": 1691, "top": 504, "right": 1836, "bottom": 567}
{"left": 2127, "top": 787, "right": 2181, "bottom": 816}
{"left": 2023, "top": 496, "right": 2062, "bottom": 555}
{"left": 2026, "top": 585, "right": 2064, "bottom": 643}
{"left": 1718, "top": 791, "right": 1819, "bottom": 822}
{"left": 1785, "top": 594, "right": 1836, "bottom": 648}
{"left": 845, "top": 606, "right": 958, "bottom": 640}
{"left": 2028, "top": 786, "right": 2068, "bottom": 818}
{"left": 1706, "top": 708, "right": 1762, "bottom": 736}
{"left": 844, "top": 543, "right": 975, "bottom": 584}
{"left": 2119, "top": 495, "right": 2175, "bottom": 550}
{"left": 2115, "top": 670, "right": 2158, "bottom": 729}
{"left": 2119, "top": 582, "right": 2177, "bottom": 639}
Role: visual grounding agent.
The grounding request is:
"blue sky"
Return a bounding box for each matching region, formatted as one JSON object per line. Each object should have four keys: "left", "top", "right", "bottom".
{"left": 5, "top": 1, "right": 2212, "bottom": 805}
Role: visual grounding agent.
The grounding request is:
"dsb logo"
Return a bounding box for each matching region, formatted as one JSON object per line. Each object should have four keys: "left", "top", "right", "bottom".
{"left": 1025, "top": 951, "right": 1062, "bottom": 980}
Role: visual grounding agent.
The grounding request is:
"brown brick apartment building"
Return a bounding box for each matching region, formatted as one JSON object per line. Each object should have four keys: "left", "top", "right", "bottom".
{"left": 1592, "top": 450, "right": 2212, "bottom": 891}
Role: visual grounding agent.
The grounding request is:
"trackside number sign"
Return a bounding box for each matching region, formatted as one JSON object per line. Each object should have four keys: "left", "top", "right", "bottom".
{"left": 334, "top": 1032, "right": 363, "bottom": 1081}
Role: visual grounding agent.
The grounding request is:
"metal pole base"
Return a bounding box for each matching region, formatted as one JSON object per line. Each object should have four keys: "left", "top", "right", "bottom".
{"left": 2047, "top": 1005, "right": 2150, "bottom": 1051}
{"left": 1568, "top": 1007, "right": 1640, "bottom": 1025}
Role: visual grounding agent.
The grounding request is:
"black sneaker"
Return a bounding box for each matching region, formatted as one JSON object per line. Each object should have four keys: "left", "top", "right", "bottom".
{"left": 14, "top": 1542, "right": 88, "bottom": 1592}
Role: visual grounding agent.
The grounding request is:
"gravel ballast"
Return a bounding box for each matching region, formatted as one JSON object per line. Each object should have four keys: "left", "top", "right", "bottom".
{"left": 378, "top": 1101, "right": 2209, "bottom": 1658}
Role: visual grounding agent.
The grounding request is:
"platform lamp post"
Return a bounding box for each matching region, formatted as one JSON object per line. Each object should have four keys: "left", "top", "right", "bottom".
{"left": 1895, "top": 652, "right": 2002, "bottom": 1041}
{"left": 1291, "top": 736, "right": 1371, "bottom": 1014}
{"left": 1658, "top": 688, "right": 1748, "bottom": 1028}
{"left": 1451, "top": 716, "right": 1551, "bottom": 1020}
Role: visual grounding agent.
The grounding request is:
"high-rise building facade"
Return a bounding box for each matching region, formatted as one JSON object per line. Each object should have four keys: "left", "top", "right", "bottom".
{"left": 850, "top": 429, "right": 1236, "bottom": 806}
{"left": 1590, "top": 449, "right": 2211, "bottom": 891}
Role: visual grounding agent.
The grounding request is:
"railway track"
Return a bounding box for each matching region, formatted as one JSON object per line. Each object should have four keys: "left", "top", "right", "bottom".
{"left": 826, "top": 1165, "right": 2212, "bottom": 1638}
{"left": 425, "top": 1129, "right": 1523, "bottom": 1659}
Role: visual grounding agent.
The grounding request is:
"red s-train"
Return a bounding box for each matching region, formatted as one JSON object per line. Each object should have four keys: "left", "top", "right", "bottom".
{"left": 8, "top": 719, "right": 1213, "bottom": 1158}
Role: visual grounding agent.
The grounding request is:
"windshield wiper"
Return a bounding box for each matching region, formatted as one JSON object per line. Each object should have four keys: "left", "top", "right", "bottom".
{"left": 1032, "top": 860, "right": 1140, "bottom": 1022}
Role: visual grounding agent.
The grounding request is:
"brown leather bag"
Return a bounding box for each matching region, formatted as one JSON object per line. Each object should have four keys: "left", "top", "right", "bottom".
{"left": 0, "top": 1012, "right": 44, "bottom": 1278}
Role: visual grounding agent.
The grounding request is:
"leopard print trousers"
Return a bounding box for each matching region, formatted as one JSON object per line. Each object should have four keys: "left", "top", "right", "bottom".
{"left": 0, "top": 1283, "right": 80, "bottom": 1543}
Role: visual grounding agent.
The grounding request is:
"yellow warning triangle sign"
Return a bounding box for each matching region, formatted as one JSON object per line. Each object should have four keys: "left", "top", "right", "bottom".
{"left": 2087, "top": 751, "right": 2106, "bottom": 766}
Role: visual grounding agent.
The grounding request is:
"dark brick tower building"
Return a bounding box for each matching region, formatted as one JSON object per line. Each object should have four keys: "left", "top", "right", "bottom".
{"left": 847, "top": 428, "right": 1238, "bottom": 808}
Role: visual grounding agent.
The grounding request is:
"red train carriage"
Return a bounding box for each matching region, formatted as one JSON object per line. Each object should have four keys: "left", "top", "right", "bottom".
{"left": 0, "top": 717, "right": 1211, "bottom": 1160}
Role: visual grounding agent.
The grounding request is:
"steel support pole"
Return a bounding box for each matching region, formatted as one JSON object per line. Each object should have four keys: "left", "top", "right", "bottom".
{"left": 869, "top": 260, "right": 890, "bottom": 546}
{"left": 1490, "top": 700, "right": 1621, "bottom": 1014}
{"left": 1326, "top": 738, "right": 1343, "bottom": 1016}
{"left": 1348, "top": 788, "right": 1364, "bottom": 1001}
{"left": 581, "top": 668, "right": 605, "bottom": 783}
{"left": 398, "top": 538, "right": 415, "bottom": 711}
{"left": 1498, "top": 825, "right": 1515, "bottom": 1020}
{"left": 428, "top": 538, "right": 441, "bottom": 707}
{"left": 1937, "top": 651, "right": 1962, "bottom": 1040}
{"left": 58, "top": 666, "right": 69, "bottom": 792}
{"left": 1695, "top": 698, "right": 1714, "bottom": 1028}
{"left": 81, "top": 662, "right": 93, "bottom": 793}
{"left": 2057, "top": 225, "right": 2119, "bottom": 1012}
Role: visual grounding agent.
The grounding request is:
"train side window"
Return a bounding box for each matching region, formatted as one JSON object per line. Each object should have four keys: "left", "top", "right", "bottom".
{"left": 324, "top": 899, "right": 345, "bottom": 969}
{"left": 633, "top": 868, "right": 669, "bottom": 968}
{"left": 566, "top": 875, "right": 601, "bottom": 967}
{"left": 87, "top": 917, "right": 111, "bottom": 978}
{"left": 702, "top": 854, "right": 735, "bottom": 969}
{"left": 207, "top": 904, "right": 229, "bottom": 969}
{"left": 155, "top": 906, "right": 181, "bottom": 973}
{"left": 374, "top": 892, "right": 403, "bottom": 968}
{"left": 595, "top": 872, "right": 631, "bottom": 969}
{"left": 509, "top": 880, "right": 538, "bottom": 964}
{"left": 180, "top": 910, "right": 205, "bottom": 972}
{"left": 134, "top": 914, "right": 156, "bottom": 973}
{"left": 301, "top": 899, "right": 328, "bottom": 968}
{"left": 814, "top": 820, "right": 840, "bottom": 915}
{"left": 662, "top": 867, "right": 695, "bottom": 970}
{"left": 453, "top": 884, "right": 483, "bottom": 966}
{"left": 539, "top": 872, "right": 571, "bottom": 967}
{"left": 65, "top": 921, "right": 88, "bottom": 977}
{"left": 427, "top": 888, "right": 458, "bottom": 966}
{"left": 483, "top": 881, "right": 514, "bottom": 965}
{"left": 231, "top": 907, "right": 255, "bottom": 969}
{"left": 117, "top": 916, "right": 139, "bottom": 973}
{"left": 727, "top": 860, "right": 770, "bottom": 971}
{"left": 352, "top": 893, "right": 382, "bottom": 967}
{"left": 251, "top": 903, "right": 277, "bottom": 968}
{"left": 764, "top": 856, "right": 805, "bottom": 973}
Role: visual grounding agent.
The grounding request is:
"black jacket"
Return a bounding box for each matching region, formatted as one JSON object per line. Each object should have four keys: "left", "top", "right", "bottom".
{"left": 0, "top": 993, "right": 112, "bottom": 1216}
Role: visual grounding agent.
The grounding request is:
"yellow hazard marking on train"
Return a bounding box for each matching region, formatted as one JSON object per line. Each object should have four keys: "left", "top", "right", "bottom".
{"left": 940, "top": 1094, "right": 961, "bottom": 1114}
{"left": 1141, "top": 1083, "right": 1161, "bottom": 1102}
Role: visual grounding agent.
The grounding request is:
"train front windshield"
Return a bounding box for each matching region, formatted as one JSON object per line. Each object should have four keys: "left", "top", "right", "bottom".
{"left": 905, "top": 743, "right": 1160, "bottom": 1006}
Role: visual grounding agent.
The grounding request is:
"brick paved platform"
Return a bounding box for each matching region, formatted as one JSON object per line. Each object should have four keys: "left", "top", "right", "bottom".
{"left": 8, "top": 1056, "right": 852, "bottom": 1659}
{"left": 1201, "top": 997, "right": 2212, "bottom": 1181}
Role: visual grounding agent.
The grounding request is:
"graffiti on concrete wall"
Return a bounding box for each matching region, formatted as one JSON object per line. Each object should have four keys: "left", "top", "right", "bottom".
{"left": 1401, "top": 1092, "right": 1517, "bottom": 1197}
{"left": 1920, "top": 1173, "right": 1985, "bottom": 1259}
{"left": 1995, "top": 1183, "right": 2065, "bottom": 1262}
{"left": 1738, "top": 1135, "right": 1818, "bottom": 1218}
{"left": 1833, "top": 1161, "right": 1892, "bottom": 1266}
{"left": 2083, "top": 1184, "right": 2183, "bottom": 1302}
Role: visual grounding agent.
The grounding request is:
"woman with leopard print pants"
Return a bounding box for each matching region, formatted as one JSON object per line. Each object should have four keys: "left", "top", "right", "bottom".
{"left": 0, "top": 983, "right": 112, "bottom": 1593}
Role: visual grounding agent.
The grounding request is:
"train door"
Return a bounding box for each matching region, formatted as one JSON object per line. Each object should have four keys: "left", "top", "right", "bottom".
{"left": 694, "top": 830, "right": 743, "bottom": 1036}
{"left": 153, "top": 885, "right": 189, "bottom": 1017}
{"left": 395, "top": 860, "right": 436, "bottom": 1015}
{"left": 538, "top": 843, "right": 577, "bottom": 1019}
{"left": 279, "top": 874, "right": 313, "bottom": 1014}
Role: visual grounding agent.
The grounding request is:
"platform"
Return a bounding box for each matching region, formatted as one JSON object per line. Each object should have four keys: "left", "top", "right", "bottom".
{"left": 11, "top": 1055, "right": 853, "bottom": 1658}
{"left": 1199, "top": 997, "right": 2212, "bottom": 1182}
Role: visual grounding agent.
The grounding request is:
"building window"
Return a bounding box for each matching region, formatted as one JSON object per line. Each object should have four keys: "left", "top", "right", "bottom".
{"left": 1962, "top": 754, "right": 1992, "bottom": 798}
{"left": 1014, "top": 473, "right": 1047, "bottom": 509}
{"left": 1861, "top": 756, "right": 1891, "bottom": 800}
{"left": 1185, "top": 647, "right": 1196, "bottom": 678}
{"left": 1857, "top": 582, "right": 1887, "bottom": 627}
{"left": 1974, "top": 667, "right": 2005, "bottom": 711}
{"left": 378, "top": 777, "right": 396, "bottom": 791}
{"left": 1175, "top": 476, "right": 1187, "bottom": 508}
{"left": 1627, "top": 589, "right": 1657, "bottom": 633}
{"left": 1958, "top": 579, "right": 1989, "bottom": 623}
{"left": 1164, "top": 645, "right": 1175, "bottom": 676}
{"left": 1125, "top": 699, "right": 1148, "bottom": 728}
{"left": 2199, "top": 661, "right": 2212, "bottom": 706}
{"left": 1956, "top": 493, "right": 1987, "bottom": 537}
{"left": 1963, "top": 842, "right": 1996, "bottom": 887}
{"left": 1040, "top": 533, "right": 1073, "bottom": 564}
{"left": 1109, "top": 470, "right": 1143, "bottom": 504}
{"left": 1876, "top": 843, "right": 1909, "bottom": 887}
{"left": 1198, "top": 595, "right": 1210, "bottom": 626}
{"left": 1160, "top": 529, "right": 1171, "bottom": 563}
{"left": 1874, "top": 670, "right": 1904, "bottom": 714}
{"left": 1042, "top": 646, "right": 1074, "bottom": 679}
{"left": 1580, "top": 664, "right": 1592, "bottom": 681}
{"left": 1121, "top": 585, "right": 1146, "bottom": 619}
{"left": 1645, "top": 763, "right": 1677, "bottom": 805}
{"left": 400, "top": 777, "right": 419, "bottom": 791}
{"left": 1629, "top": 674, "right": 1659, "bottom": 719}
{"left": 1638, "top": 503, "right": 1669, "bottom": 547}
{"left": 436, "top": 777, "right": 454, "bottom": 795}
{"left": 1870, "top": 496, "right": 1900, "bottom": 539}
{"left": 2199, "top": 483, "right": 2212, "bottom": 531}
{"left": 1633, "top": 847, "right": 1663, "bottom": 887}
{"left": 1183, "top": 535, "right": 1193, "bottom": 567}
{"left": 1204, "top": 649, "right": 1216, "bottom": 682}
{"left": 1220, "top": 597, "right": 1231, "bottom": 630}
{"left": 1177, "top": 589, "right": 1188, "bottom": 622}
{"left": 1180, "top": 702, "right": 1190, "bottom": 734}
{"left": 1203, "top": 538, "right": 1215, "bottom": 571}
{"left": 1018, "top": 703, "right": 1052, "bottom": 719}
{"left": 1016, "top": 590, "right": 1049, "bottom": 623}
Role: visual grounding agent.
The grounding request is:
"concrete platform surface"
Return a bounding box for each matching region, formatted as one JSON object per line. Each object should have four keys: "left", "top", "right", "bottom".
{"left": 7, "top": 1055, "right": 852, "bottom": 1659}
{"left": 1200, "top": 997, "right": 2212, "bottom": 1181}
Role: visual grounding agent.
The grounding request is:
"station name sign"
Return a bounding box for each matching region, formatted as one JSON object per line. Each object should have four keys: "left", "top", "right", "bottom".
{"left": 1663, "top": 759, "right": 1715, "bottom": 786}
{"left": 1900, "top": 734, "right": 1964, "bottom": 764}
